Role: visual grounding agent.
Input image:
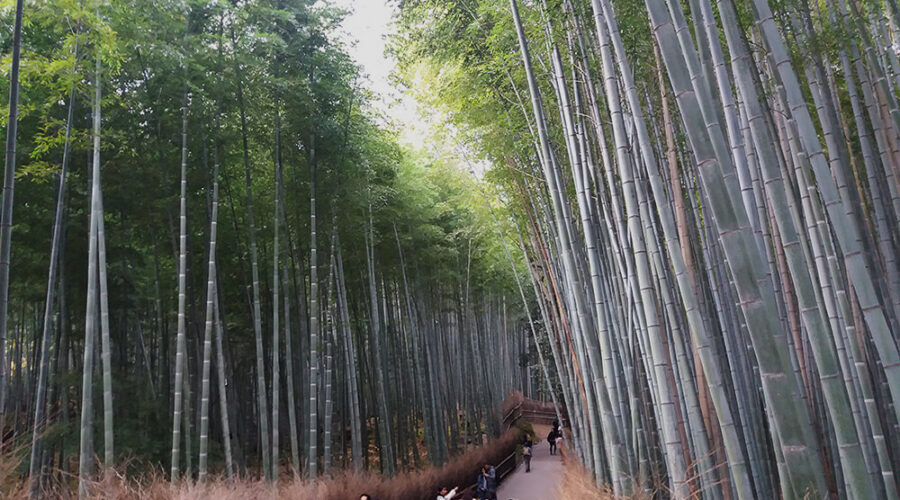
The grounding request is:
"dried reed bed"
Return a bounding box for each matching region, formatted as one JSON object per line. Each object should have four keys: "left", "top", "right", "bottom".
{"left": 502, "top": 391, "right": 526, "bottom": 416}
{"left": 555, "top": 441, "right": 617, "bottom": 500}
{"left": 554, "top": 438, "right": 658, "bottom": 500}
{"left": 502, "top": 391, "right": 557, "bottom": 416}
{"left": 517, "top": 397, "right": 559, "bottom": 416}
{"left": 1, "top": 439, "right": 27, "bottom": 496}
{"left": 3, "top": 427, "right": 523, "bottom": 500}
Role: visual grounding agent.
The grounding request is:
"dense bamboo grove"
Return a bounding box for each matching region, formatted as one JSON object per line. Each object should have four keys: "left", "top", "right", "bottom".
{"left": 5, "top": 0, "right": 900, "bottom": 498}
{"left": 393, "top": 0, "right": 900, "bottom": 498}
{"left": 0, "top": 0, "right": 548, "bottom": 496}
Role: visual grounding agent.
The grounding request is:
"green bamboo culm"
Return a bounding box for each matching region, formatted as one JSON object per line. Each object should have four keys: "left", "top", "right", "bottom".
{"left": 0, "top": 0, "right": 25, "bottom": 446}
{"left": 28, "top": 34, "right": 78, "bottom": 497}
{"left": 79, "top": 50, "right": 107, "bottom": 499}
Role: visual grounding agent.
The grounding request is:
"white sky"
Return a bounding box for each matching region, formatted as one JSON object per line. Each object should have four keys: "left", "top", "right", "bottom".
{"left": 335, "top": 1, "right": 395, "bottom": 98}
{"left": 333, "top": 0, "right": 488, "bottom": 175}
{"left": 334, "top": 1, "right": 415, "bottom": 124}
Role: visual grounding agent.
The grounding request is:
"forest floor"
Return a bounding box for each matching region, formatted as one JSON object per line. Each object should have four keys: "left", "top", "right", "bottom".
{"left": 497, "top": 424, "right": 563, "bottom": 500}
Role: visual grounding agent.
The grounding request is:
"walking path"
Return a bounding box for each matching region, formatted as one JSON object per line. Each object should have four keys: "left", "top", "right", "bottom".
{"left": 496, "top": 425, "right": 563, "bottom": 500}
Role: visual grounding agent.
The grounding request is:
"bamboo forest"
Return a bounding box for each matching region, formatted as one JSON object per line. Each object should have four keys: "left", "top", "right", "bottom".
{"left": 2, "top": 0, "right": 900, "bottom": 498}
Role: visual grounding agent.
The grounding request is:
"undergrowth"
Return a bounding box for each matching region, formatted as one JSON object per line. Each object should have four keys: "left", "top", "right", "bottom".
{"left": 2, "top": 427, "right": 523, "bottom": 500}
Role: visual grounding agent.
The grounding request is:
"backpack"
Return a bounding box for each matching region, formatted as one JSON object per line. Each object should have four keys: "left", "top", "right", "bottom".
{"left": 523, "top": 445, "right": 532, "bottom": 456}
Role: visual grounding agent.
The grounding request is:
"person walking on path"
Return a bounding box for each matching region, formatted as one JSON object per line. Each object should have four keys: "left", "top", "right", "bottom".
{"left": 497, "top": 424, "right": 564, "bottom": 500}
{"left": 475, "top": 466, "right": 487, "bottom": 499}
{"left": 437, "top": 486, "right": 459, "bottom": 500}
{"left": 547, "top": 429, "right": 557, "bottom": 455}
{"left": 476, "top": 463, "right": 498, "bottom": 499}
{"left": 523, "top": 436, "right": 534, "bottom": 472}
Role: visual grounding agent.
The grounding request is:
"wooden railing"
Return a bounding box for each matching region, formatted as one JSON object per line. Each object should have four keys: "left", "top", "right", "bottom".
{"left": 501, "top": 392, "right": 565, "bottom": 430}
{"left": 459, "top": 447, "right": 518, "bottom": 498}
{"left": 455, "top": 393, "right": 564, "bottom": 498}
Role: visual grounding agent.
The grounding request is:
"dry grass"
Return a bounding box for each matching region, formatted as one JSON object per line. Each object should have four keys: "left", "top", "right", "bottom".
{"left": 3, "top": 428, "right": 523, "bottom": 500}
{"left": 1, "top": 441, "right": 27, "bottom": 496}
{"left": 554, "top": 439, "right": 616, "bottom": 500}
{"left": 502, "top": 391, "right": 557, "bottom": 416}
{"left": 554, "top": 440, "right": 659, "bottom": 500}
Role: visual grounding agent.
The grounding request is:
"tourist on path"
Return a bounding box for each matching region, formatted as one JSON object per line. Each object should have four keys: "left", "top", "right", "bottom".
{"left": 475, "top": 463, "right": 498, "bottom": 499}
{"left": 548, "top": 429, "right": 557, "bottom": 455}
{"left": 523, "top": 436, "right": 533, "bottom": 472}
{"left": 437, "top": 486, "right": 459, "bottom": 500}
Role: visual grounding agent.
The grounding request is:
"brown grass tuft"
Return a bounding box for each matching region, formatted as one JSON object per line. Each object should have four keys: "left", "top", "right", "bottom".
{"left": 554, "top": 440, "right": 659, "bottom": 500}
{"left": 554, "top": 440, "right": 617, "bottom": 500}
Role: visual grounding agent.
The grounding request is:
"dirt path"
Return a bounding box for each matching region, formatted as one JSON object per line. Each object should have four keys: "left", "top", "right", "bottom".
{"left": 496, "top": 424, "right": 563, "bottom": 500}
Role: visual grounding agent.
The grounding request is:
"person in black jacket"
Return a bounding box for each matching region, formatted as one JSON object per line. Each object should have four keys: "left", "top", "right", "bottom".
{"left": 523, "top": 436, "right": 534, "bottom": 472}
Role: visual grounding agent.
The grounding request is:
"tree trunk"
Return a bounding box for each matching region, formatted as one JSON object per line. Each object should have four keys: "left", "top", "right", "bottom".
{"left": 170, "top": 90, "right": 190, "bottom": 483}
{"left": 79, "top": 52, "right": 105, "bottom": 499}
{"left": 29, "top": 38, "right": 78, "bottom": 495}
{"left": 0, "top": 0, "right": 25, "bottom": 438}
{"left": 233, "top": 25, "right": 272, "bottom": 480}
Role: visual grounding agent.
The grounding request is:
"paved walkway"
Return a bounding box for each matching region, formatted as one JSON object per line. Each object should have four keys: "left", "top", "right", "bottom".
{"left": 497, "top": 425, "right": 563, "bottom": 500}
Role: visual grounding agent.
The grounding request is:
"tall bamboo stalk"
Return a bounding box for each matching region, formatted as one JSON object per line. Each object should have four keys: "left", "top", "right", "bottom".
{"left": 29, "top": 37, "right": 78, "bottom": 496}
{"left": 306, "top": 137, "right": 320, "bottom": 479}
{"left": 233, "top": 23, "right": 272, "bottom": 479}
{"left": 0, "top": 0, "right": 25, "bottom": 437}
{"left": 170, "top": 90, "right": 190, "bottom": 483}
{"left": 79, "top": 52, "right": 104, "bottom": 499}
